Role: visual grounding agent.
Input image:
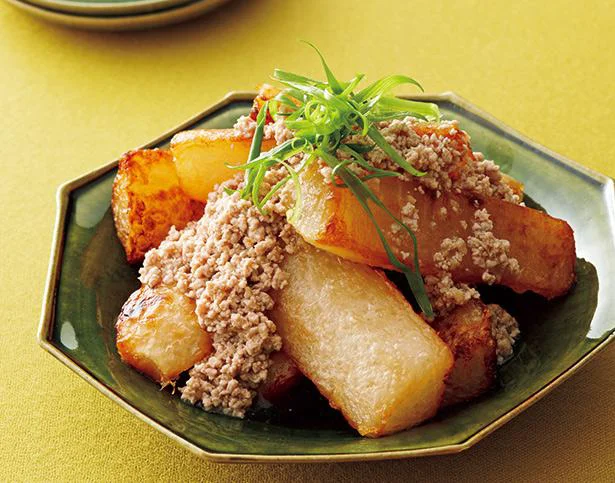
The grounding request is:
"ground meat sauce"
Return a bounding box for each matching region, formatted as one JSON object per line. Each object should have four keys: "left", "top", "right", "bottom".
{"left": 426, "top": 237, "right": 479, "bottom": 316}
{"left": 326, "top": 117, "right": 520, "bottom": 204}
{"left": 489, "top": 304, "right": 520, "bottom": 365}
{"left": 140, "top": 113, "right": 522, "bottom": 417}
{"left": 468, "top": 208, "right": 520, "bottom": 285}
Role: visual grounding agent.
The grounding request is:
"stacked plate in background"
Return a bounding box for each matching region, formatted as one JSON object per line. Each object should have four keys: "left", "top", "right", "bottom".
{"left": 4, "top": 0, "right": 230, "bottom": 30}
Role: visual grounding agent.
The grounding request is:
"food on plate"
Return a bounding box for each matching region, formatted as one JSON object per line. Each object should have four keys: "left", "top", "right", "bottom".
{"left": 271, "top": 241, "right": 453, "bottom": 437}
{"left": 111, "top": 45, "right": 577, "bottom": 437}
{"left": 116, "top": 285, "right": 212, "bottom": 384}
{"left": 112, "top": 149, "right": 203, "bottom": 264}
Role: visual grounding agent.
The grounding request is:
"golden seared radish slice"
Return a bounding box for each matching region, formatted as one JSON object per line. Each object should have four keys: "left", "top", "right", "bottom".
{"left": 116, "top": 285, "right": 212, "bottom": 384}
{"left": 112, "top": 149, "right": 203, "bottom": 264}
{"left": 258, "top": 351, "right": 304, "bottom": 404}
{"left": 170, "top": 129, "right": 276, "bottom": 202}
{"left": 270, "top": 242, "right": 453, "bottom": 437}
{"left": 433, "top": 301, "right": 497, "bottom": 407}
{"left": 291, "top": 163, "right": 574, "bottom": 299}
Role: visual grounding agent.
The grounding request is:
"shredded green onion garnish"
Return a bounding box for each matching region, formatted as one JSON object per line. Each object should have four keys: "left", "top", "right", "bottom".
{"left": 232, "top": 41, "right": 440, "bottom": 317}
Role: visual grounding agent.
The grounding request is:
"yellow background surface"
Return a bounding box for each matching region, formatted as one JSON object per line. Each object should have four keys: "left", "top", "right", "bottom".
{"left": 1, "top": 0, "right": 613, "bottom": 481}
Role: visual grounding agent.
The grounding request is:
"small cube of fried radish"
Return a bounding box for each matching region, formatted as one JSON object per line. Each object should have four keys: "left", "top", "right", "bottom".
{"left": 271, "top": 241, "right": 453, "bottom": 437}
{"left": 433, "top": 300, "right": 497, "bottom": 407}
{"left": 112, "top": 149, "right": 203, "bottom": 264}
{"left": 170, "top": 129, "right": 276, "bottom": 202}
{"left": 116, "top": 285, "right": 212, "bottom": 384}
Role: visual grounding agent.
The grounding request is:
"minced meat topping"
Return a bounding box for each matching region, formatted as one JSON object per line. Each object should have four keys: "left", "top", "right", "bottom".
{"left": 339, "top": 117, "right": 521, "bottom": 204}
{"left": 468, "top": 209, "right": 520, "bottom": 285}
{"left": 426, "top": 237, "right": 479, "bottom": 316}
{"left": 399, "top": 195, "right": 419, "bottom": 232}
{"left": 234, "top": 115, "right": 294, "bottom": 145}
{"left": 489, "top": 304, "right": 520, "bottom": 365}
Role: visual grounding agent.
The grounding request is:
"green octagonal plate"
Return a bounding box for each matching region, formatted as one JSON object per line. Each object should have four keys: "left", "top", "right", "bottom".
{"left": 39, "top": 92, "right": 615, "bottom": 463}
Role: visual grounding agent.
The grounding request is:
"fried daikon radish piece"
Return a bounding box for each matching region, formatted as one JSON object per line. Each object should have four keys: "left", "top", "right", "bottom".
{"left": 270, "top": 242, "right": 453, "bottom": 437}
{"left": 170, "top": 129, "right": 276, "bottom": 202}
{"left": 291, "top": 164, "right": 575, "bottom": 299}
{"left": 112, "top": 149, "right": 203, "bottom": 264}
{"left": 258, "top": 351, "right": 304, "bottom": 404}
{"left": 434, "top": 300, "right": 497, "bottom": 407}
{"left": 116, "top": 285, "right": 212, "bottom": 384}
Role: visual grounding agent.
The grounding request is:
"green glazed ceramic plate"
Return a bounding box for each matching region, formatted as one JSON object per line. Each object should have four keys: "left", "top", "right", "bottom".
{"left": 4, "top": 0, "right": 229, "bottom": 30}
{"left": 39, "top": 92, "right": 615, "bottom": 463}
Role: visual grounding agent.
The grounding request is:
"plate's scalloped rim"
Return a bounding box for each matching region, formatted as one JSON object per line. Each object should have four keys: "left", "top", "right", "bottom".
{"left": 38, "top": 91, "right": 615, "bottom": 463}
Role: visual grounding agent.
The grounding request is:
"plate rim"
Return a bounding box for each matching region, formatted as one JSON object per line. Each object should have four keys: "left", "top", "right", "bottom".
{"left": 38, "top": 91, "right": 615, "bottom": 463}
{"left": 17, "top": 0, "right": 196, "bottom": 17}
{"left": 3, "top": 0, "right": 229, "bottom": 30}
